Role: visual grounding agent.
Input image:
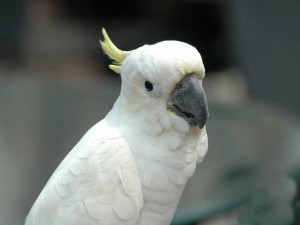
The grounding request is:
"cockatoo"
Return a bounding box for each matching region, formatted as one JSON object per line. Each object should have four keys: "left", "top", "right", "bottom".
{"left": 25, "top": 28, "right": 209, "bottom": 225}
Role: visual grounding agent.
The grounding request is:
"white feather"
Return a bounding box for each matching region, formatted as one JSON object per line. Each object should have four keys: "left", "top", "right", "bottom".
{"left": 26, "top": 39, "right": 208, "bottom": 225}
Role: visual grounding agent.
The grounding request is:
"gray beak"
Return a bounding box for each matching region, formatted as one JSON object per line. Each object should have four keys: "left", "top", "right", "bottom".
{"left": 167, "top": 74, "right": 209, "bottom": 128}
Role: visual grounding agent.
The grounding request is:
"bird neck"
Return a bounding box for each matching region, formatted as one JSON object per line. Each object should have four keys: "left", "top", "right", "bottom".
{"left": 104, "top": 96, "right": 207, "bottom": 224}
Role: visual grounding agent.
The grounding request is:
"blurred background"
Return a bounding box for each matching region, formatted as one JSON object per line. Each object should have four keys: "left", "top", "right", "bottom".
{"left": 0, "top": 0, "right": 300, "bottom": 224}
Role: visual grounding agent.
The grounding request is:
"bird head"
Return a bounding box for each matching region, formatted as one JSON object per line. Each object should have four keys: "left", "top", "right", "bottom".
{"left": 100, "top": 28, "right": 208, "bottom": 133}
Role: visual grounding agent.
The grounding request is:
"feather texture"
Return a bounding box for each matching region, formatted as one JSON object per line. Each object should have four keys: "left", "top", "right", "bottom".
{"left": 26, "top": 34, "right": 209, "bottom": 225}
{"left": 99, "top": 28, "right": 132, "bottom": 74}
{"left": 25, "top": 121, "right": 143, "bottom": 225}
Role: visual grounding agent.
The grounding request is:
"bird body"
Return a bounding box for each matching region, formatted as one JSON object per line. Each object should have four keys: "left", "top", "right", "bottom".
{"left": 26, "top": 29, "right": 208, "bottom": 225}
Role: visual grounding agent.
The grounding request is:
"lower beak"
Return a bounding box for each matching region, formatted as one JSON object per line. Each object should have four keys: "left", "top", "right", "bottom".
{"left": 167, "top": 74, "right": 209, "bottom": 128}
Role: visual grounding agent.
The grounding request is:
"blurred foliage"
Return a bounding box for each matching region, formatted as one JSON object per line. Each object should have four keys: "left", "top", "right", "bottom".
{"left": 292, "top": 174, "right": 300, "bottom": 224}
{"left": 172, "top": 171, "right": 297, "bottom": 225}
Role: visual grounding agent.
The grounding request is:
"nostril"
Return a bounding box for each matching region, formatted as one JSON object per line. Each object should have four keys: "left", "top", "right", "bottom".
{"left": 176, "top": 81, "right": 186, "bottom": 90}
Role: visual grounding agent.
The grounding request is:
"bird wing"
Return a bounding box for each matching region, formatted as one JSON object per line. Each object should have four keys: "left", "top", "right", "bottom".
{"left": 25, "top": 120, "right": 144, "bottom": 225}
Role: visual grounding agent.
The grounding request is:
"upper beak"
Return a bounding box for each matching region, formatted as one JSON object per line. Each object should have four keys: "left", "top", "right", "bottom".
{"left": 167, "top": 74, "right": 209, "bottom": 128}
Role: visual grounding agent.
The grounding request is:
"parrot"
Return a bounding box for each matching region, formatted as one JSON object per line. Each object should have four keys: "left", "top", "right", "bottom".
{"left": 25, "top": 28, "right": 209, "bottom": 225}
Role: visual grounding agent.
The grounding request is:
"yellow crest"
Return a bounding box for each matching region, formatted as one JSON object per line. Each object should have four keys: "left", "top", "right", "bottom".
{"left": 100, "top": 28, "right": 126, "bottom": 74}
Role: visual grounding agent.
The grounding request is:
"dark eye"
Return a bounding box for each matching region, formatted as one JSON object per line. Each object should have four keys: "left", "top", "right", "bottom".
{"left": 144, "top": 81, "right": 154, "bottom": 92}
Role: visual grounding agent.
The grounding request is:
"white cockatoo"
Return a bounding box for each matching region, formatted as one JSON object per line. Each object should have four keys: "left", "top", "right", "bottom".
{"left": 25, "top": 28, "right": 209, "bottom": 225}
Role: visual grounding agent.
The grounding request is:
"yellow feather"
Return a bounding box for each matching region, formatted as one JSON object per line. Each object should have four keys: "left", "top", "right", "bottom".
{"left": 109, "top": 65, "right": 121, "bottom": 74}
{"left": 100, "top": 28, "right": 125, "bottom": 74}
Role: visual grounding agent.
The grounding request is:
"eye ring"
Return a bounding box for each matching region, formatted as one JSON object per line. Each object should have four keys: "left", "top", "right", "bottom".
{"left": 144, "top": 80, "right": 154, "bottom": 92}
{"left": 143, "top": 80, "right": 161, "bottom": 98}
